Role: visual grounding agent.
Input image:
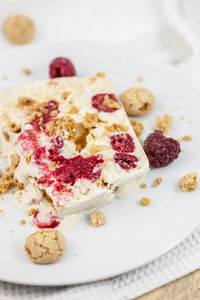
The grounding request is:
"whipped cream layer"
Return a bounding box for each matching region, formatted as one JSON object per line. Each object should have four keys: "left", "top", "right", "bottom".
{"left": 0, "top": 74, "right": 149, "bottom": 229}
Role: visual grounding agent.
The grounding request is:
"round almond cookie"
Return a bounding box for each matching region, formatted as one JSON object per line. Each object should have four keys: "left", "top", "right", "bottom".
{"left": 25, "top": 229, "right": 66, "bottom": 264}
{"left": 3, "top": 14, "right": 35, "bottom": 45}
{"left": 120, "top": 87, "right": 155, "bottom": 116}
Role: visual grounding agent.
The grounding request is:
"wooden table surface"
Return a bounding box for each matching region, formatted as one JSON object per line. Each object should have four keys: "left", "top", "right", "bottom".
{"left": 135, "top": 269, "right": 200, "bottom": 300}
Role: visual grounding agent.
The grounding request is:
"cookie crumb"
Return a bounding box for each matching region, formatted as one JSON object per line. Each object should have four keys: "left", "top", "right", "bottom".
{"left": 140, "top": 197, "right": 151, "bottom": 206}
{"left": 103, "top": 95, "right": 120, "bottom": 110}
{"left": 182, "top": 135, "right": 192, "bottom": 141}
{"left": 152, "top": 177, "right": 163, "bottom": 187}
{"left": 0, "top": 209, "right": 3, "bottom": 213}
{"left": 2, "top": 75, "right": 8, "bottom": 80}
{"left": 137, "top": 76, "right": 144, "bottom": 82}
{"left": 130, "top": 119, "right": 144, "bottom": 136}
{"left": 90, "top": 210, "right": 106, "bottom": 227}
{"left": 140, "top": 183, "right": 147, "bottom": 188}
{"left": 22, "top": 68, "right": 31, "bottom": 75}
{"left": 3, "top": 14, "right": 35, "bottom": 45}
{"left": 9, "top": 230, "right": 13, "bottom": 233}
{"left": 25, "top": 229, "right": 66, "bottom": 264}
{"left": 179, "top": 172, "right": 198, "bottom": 191}
{"left": 155, "top": 114, "right": 172, "bottom": 134}
{"left": 20, "top": 219, "right": 26, "bottom": 225}
{"left": 83, "top": 112, "right": 98, "bottom": 128}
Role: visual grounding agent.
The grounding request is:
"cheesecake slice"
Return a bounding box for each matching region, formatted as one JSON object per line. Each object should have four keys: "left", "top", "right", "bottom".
{"left": 0, "top": 73, "right": 149, "bottom": 228}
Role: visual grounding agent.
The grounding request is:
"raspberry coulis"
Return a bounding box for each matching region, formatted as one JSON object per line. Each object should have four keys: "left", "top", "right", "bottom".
{"left": 92, "top": 93, "right": 119, "bottom": 112}
{"left": 18, "top": 99, "right": 104, "bottom": 194}
{"left": 33, "top": 210, "right": 60, "bottom": 229}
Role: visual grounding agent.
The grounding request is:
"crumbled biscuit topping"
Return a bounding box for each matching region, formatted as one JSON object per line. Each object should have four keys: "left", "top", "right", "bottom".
{"left": 89, "top": 145, "right": 106, "bottom": 156}
{"left": 67, "top": 105, "right": 79, "bottom": 114}
{"left": 104, "top": 123, "right": 128, "bottom": 133}
{"left": 130, "top": 119, "right": 144, "bottom": 136}
{"left": 140, "top": 197, "right": 151, "bottom": 206}
{"left": 46, "top": 116, "right": 76, "bottom": 139}
{"left": 18, "top": 96, "right": 35, "bottom": 106}
{"left": 61, "top": 91, "right": 70, "bottom": 100}
{"left": 28, "top": 208, "right": 37, "bottom": 216}
{"left": 3, "top": 131, "right": 9, "bottom": 142}
{"left": 103, "top": 95, "right": 120, "bottom": 109}
{"left": 83, "top": 112, "right": 98, "bottom": 128}
{"left": 179, "top": 172, "right": 198, "bottom": 191}
{"left": 155, "top": 114, "right": 171, "bottom": 135}
{"left": 90, "top": 210, "right": 106, "bottom": 227}
{"left": 20, "top": 219, "right": 26, "bottom": 225}
{"left": 152, "top": 177, "right": 162, "bottom": 187}
{"left": 9, "top": 122, "right": 21, "bottom": 133}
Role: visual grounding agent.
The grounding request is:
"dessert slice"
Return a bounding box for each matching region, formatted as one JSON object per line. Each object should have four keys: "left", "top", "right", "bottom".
{"left": 0, "top": 73, "right": 149, "bottom": 228}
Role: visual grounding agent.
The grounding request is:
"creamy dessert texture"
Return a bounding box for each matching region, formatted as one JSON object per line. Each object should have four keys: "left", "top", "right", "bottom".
{"left": 0, "top": 73, "right": 149, "bottom": 229}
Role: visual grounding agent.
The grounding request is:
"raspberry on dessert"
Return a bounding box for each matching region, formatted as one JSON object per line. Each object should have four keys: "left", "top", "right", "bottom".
{"left": 52, "top": 155, "right": 104, "bottom": 185}
{"left": 144, "top": 130, "right": 181, "bottom": 168}
{"left": 114, "top": 153, "right": 138, "bottom": 170}
{"left": 49, "top": 57, "right": 76, "bottom": 78}
{"left": 92, "top": 93, "right": 119, "bottom": 112}
{"left": 110, "top": 133, "right": 135, "bottom": 153}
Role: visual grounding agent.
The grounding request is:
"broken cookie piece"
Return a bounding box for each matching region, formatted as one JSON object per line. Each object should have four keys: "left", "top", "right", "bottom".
{"left": 25, "top": 229, "right": 66, "bottom": 264}
{"left": 179, "top": 172, "right": 198, "bottom": 191}
{"left": 90, "top": 210, "right": 106, "bottom": 227}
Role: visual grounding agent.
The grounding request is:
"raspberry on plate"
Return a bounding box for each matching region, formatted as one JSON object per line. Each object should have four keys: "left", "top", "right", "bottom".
{"left": 144, "top": 130, "right": 181, "bottom": 168}
{"left": 49, "top": 57, "right": 76, "bottom": 78}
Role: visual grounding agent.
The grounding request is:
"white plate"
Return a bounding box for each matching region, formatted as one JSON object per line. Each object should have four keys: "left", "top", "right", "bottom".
{"left": 183, "top": 0, "right": 200, "bottom": 37}
{"left": 0, "top": 42, "right": 200, "bottom": 286}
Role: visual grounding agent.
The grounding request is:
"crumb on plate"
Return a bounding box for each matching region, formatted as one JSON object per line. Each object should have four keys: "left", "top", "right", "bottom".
{"left": 155, "top": 114, "right": 172, "bottom": 135}
{"left": 140, "top": 183, "right": 147, "bottom": 188}
{"left": 182, "top": 135, "right": 192, "bottom": 141}
{"left": 152, "top": 177, "right": 163, "bottom": 187}
{"left": 140, "top": 197, "right": 151, "bottom": 206}
{"left": 179, "top": 172, "right": 198, "bottom": 191}
{"left": 90, "top": 210, "right": 106, "bottom": 227}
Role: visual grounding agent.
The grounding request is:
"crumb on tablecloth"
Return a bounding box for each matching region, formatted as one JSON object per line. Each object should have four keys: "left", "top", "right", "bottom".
{"left": 140, "top": 183, "right": 147, "bottom": 188}
{"left": 130, "top": 119, "right": 144, "bottom": 136}
{"left": 22, "top": 68, "right": 31, "bottom": 75}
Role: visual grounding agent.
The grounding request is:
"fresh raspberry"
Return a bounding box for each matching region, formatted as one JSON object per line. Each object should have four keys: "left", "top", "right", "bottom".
{"left": 110, "top": 133, "right": 135, "bottom": 153}
{"left": 114, "top": 153, "right": 138, "bottom": 170}
{"left": 49, "top": 57, "right": 76, "bottom": 78}
{"left": 92, "top": 93, "right": 119, "bottom": 112}
{"left": 144, "top": 130, "right": 181, "bottom": 168}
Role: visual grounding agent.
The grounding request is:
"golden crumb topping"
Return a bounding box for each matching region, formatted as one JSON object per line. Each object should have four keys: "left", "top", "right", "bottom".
{"left": 96, "top": 72, "right": 106, "bottom": 78}
{"left": 90, "top": 210, "right": 106, "bottom": 227}
{"left": 89, "top": 145, "right": 107, "bottom": 156}
{"left": 67, "top": 105, "right": 79, "bottom": 114}
{"left": 104, "top": 123, "right": 128, "bottom": 133}
{"left": 130, "top": 119, "right": 144, "bottom": 136}
{"left": 46, "top": 116, "right": 76, "bottom": 139}
{"left": 3, "top": 131, "right": 9, "bottom": 142}
{"left": 83, "top": 112, "right": 98, "bottom": 129}
{"left": 20, "top": 219, "right": 26, "bottom": 225}
{"left": 9, "top": 122, "right": 21, "bottom": 133}
{"left": 103, "top": 95, "right": 120, "bottom": 109}
{"left": 179, "top": 172, "right": 198, "bottom": 191}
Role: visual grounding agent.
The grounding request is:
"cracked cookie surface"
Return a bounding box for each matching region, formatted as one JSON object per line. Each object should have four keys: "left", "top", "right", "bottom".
{"left": 25, "top": 229, "right": 66, "bottom": 264}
